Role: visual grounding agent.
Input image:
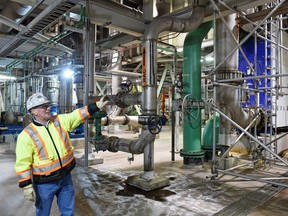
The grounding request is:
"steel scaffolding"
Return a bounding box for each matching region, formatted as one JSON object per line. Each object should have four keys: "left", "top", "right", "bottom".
{"left": 207, "top": 0, "right": 288, "bottom": 188}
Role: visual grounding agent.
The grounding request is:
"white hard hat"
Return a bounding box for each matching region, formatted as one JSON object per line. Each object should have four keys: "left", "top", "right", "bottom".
{"left": 26, "top": 93, "right": 50, "bottom": 111}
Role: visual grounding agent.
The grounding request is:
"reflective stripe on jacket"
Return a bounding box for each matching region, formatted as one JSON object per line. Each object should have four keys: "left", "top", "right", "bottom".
{"left": 15, "top": 106, "right": 90, "bottom": 187}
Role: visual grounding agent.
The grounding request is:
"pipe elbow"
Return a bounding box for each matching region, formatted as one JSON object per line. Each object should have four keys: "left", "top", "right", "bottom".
{"left": 130, "top": 129, "right": 156, "bottom": 153}
{"left": 107, "top": 128, "right": 155, "bottom": 154}
{"left": 144, "top": 2, "right": 206, "bottom": 40}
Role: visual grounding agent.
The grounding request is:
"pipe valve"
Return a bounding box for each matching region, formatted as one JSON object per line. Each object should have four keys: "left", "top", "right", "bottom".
{"left": 139, "top": 114, "right": 167, "bottom": 135}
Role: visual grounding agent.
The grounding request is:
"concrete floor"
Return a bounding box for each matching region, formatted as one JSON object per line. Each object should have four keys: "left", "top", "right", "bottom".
{"left": 1, "top": 126, "right": 288, "bottom": 216}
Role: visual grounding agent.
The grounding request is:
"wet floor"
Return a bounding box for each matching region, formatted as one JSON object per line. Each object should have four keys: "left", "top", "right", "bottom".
{"left": 1, "top": 128, "right": 288, "bottom": 216}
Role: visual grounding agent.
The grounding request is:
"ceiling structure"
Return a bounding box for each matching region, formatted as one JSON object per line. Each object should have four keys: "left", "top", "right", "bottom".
{"left": 0, "top": 0, "right": 287, "bottom": 84}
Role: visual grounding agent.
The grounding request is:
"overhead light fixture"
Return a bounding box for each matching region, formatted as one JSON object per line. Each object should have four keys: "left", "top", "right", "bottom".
{"left": 0, "top": 74, "right": 16, "bottom": 80}
{"left": 63, "top": 68, "right": 74, "bottom": 79}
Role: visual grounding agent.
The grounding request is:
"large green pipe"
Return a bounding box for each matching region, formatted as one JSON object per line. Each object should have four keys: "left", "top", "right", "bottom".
{"left": 202, "top": 114, "right": 219, "bottom": 149}
{"left": 181, "top": 21, "right": 213, "bottom": 165}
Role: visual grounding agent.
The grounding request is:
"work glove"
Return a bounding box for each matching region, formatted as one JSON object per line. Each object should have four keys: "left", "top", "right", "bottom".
{"left": 23, "top": 184, "right": 36, "bottom": 202}
{"left": 96, "top": 95, "right": 109, "bottom": 110}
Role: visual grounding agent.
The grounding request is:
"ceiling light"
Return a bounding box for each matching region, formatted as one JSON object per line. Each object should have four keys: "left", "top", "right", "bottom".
{"left": 63, "top": 68, "right": 74, "bottom": 79}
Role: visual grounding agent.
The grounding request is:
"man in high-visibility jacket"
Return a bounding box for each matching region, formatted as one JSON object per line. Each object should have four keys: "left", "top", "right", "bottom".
{"left": 15, "top": 93, "right": 108, "bottom": 216}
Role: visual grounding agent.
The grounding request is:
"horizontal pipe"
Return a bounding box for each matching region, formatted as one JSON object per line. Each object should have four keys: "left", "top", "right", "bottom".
{"left": 122, "top": 93, "right": 142, "bottom": 106}
{"left": 108, "top": 127, "right": 155, "bottom": 154}
{"left": 100, "top": 70, "right": 141, "bottom": 77}
{"left": 101, "top": 115, "right": 141, "bottom": 129}
{"left": 76, "top": 0, "right": 143, "bottom": 21}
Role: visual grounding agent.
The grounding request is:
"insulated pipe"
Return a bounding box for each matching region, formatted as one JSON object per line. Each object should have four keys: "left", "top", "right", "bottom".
{"left": 182, "top": 21, "right": 212, "bottom": 165}
{"left": 79, "top": 0, "right": 143, "bottom": 21}
{"left": 101, "top": 115, "right": 141, "bottom": 130}
{"left": 88, "top": 92, "right": 142, "bottom": 106}
{"left": 215, "top": 14, "right": 252, "bottom": 145}
{"left": 108, "top": 129, "right": 155, "bottom": 154}
{"left": 122, "top": 92, "right": 142, "bottom": 105}
{"left": 144, "top": 1, "right": 206, "bottom": 40}
{"left": 141, "top": 0, "right": 206, "bottom": 173}
{"left": 105, "top": 1, "right": 207, "bottom": 171}
{"left": 215, "top": 13, "right": 238, "bottom": 70}
{"left": 89, "top": 23, "right": 96, "bottom": 96}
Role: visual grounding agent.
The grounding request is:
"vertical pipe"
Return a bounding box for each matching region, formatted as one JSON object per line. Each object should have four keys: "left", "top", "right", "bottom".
{"left": 87, "top": 22, "right": 96, "bottom": 158}
{"left": 142, "top": 39, "right": 157, "bottom": 174}
{"left": 216, "top": 14, "right": 238, "bottom": 146}
{"left": 171, "top": 85, "right": 175, "bottom": 161}
{"left": 89, "top": 23, "right": 96, "bottom": 95}
{"left": 253, "top": 32, "right": 259, "bottom": 138}
{"left": 181, "top": 21, "right": 212, "bottom": 165}
{"left": 212, "top": 65, "right": 217, "bottom": 175}
{"left": 84, "top": 0, "right": 90, "bottom": 167}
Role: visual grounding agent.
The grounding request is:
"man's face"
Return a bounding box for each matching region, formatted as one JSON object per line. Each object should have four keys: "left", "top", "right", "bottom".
{"left": 31, "top": 103, "right": 51, "bottom": 122}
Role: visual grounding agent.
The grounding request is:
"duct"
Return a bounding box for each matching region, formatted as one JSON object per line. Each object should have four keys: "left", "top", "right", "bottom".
{"left": 215, "top": 14, "right": 252, "bottom": 145}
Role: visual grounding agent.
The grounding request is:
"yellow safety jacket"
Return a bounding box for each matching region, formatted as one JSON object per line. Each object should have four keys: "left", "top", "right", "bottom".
{"left": 15, "top": 106, "right": 91, "bottom": 187}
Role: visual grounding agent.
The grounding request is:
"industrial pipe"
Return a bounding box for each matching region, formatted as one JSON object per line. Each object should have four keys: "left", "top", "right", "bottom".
{"left": 104, "top": 0, "right": 207, "bottom": 175}
{"left": 181, "top": 21, "right": 213, "bottom": 165}
{"left": 215, "top": 14, "right": 253, "bottom": 145}
{"left": 101, "top": 115, "right": 141, "bottom": 129}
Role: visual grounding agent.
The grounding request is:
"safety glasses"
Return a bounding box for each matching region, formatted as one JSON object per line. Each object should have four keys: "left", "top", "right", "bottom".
{"left": 35, "top": 104, "right": 51, "bottom": 110}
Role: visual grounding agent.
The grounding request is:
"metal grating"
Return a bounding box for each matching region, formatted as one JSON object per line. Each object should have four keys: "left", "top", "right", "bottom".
{"left": 213, "top": 179, "right": 287, "bottom": 216}
{"left": 0, "top": 1, "right": 76, "bottom": 57}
